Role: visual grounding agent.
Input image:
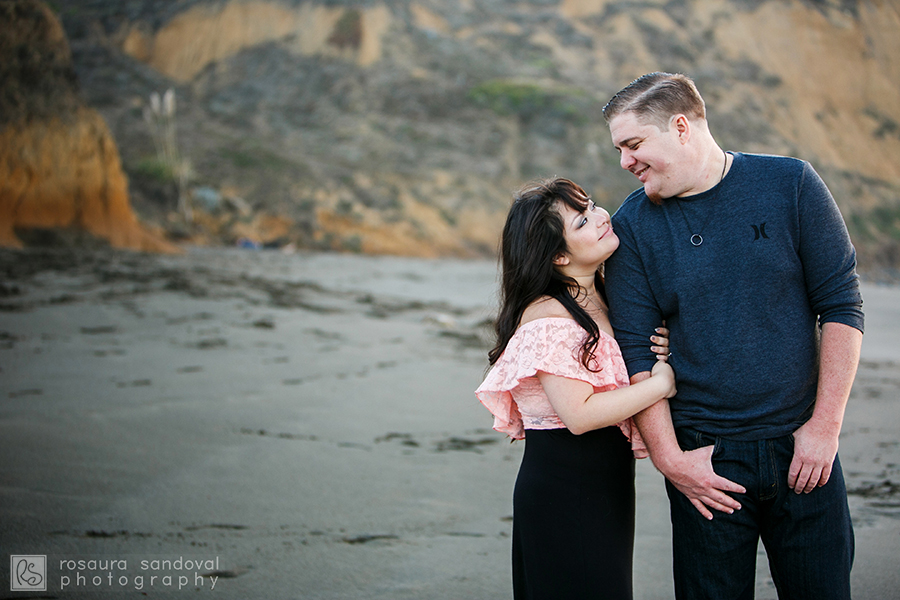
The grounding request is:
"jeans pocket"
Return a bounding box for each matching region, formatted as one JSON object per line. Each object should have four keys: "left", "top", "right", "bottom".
{"left": 675, "top": 428, "right": 718, "bottom": 455}
{"left": 674, "top": 428, "right": 700, "bottom": 451}
{"left": 710, "top": 435, "right": 723, "bottom": 460}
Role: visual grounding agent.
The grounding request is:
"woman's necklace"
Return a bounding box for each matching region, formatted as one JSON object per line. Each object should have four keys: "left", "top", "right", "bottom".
{"left": 674, "top": 149, "right": 729, "bottom": 247}
{"left": 583, "top": 292, "right": 608, "bottom": 316}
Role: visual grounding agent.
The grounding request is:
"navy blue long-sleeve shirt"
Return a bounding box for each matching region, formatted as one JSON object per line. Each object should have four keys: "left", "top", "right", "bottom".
{"left": 605, "top": 152, "right": 864, "bottom": 440}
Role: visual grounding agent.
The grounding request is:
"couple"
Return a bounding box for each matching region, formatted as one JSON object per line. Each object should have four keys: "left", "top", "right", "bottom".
{"left": 476, "top": 73, "right": 864, "bottom": 600}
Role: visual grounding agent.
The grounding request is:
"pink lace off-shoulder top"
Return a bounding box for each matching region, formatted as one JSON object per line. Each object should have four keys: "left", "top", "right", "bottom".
{"left": 475, "top": 317, "right": 632, "bottom": 441}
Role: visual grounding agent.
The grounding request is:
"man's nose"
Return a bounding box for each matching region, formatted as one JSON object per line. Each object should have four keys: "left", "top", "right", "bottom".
{"left": 619, "top": 149, "right": 634, "bottom": 170}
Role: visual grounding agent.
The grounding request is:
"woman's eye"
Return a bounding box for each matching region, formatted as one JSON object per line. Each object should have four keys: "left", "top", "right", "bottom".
{"left": 579, "top": 217, "right": 588, "bottom": 227}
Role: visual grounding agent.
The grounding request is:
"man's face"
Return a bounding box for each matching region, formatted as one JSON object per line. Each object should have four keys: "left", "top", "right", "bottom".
{"left": 609, "top": 111, "right": 687, "bottom": 201}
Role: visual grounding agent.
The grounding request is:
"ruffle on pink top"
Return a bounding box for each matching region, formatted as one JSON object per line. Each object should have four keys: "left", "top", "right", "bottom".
{"left": 476, "top": 317, "right": 632, "bottom": 441}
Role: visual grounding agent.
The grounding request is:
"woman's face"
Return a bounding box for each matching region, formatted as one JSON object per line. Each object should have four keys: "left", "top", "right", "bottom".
{"left": 555, "top": 198, "right": 619, "bottom": 273}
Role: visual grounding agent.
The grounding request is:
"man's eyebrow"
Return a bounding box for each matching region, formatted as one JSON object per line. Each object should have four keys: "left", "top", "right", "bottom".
{"left": 614, "top": 136, "right": 641, "bottom": 150}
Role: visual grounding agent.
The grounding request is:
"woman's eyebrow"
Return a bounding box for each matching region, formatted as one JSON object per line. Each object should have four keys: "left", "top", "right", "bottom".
{"left": 570, "top": 210, "right": 584, "bottom": 227}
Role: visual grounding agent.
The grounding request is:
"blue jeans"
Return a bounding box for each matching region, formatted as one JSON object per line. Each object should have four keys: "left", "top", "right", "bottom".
{"left": 666, "top": 428, "right": 854, "bottom": 600}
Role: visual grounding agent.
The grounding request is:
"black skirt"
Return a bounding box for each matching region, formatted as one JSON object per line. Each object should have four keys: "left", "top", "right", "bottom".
{"left": 512, "top": 426, "right": 635, "bottom": 600}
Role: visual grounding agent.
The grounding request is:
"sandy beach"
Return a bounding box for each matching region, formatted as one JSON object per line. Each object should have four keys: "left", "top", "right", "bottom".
{"left": 1, "top": 246, "right": 898, "bottom": 599}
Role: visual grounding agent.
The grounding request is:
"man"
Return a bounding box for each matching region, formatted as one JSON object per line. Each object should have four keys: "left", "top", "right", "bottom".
{"left": 602, "top": 72, "right": 864, "bottom": 600}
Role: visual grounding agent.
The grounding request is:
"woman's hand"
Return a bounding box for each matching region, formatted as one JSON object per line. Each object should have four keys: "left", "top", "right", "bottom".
{"left": 650, "top": 360, "right": 677, "bottom": 399}
{"left": 651, "top": 326, "right": 670, "bottom": 362}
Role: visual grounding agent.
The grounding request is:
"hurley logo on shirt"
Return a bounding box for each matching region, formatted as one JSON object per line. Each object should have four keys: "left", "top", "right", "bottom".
{"left": 751, "top": 223, "right": 769, "bottom": 240}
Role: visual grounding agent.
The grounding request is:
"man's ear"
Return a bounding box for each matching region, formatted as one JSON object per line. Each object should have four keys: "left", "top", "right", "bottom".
{"left": 673, "top": 114, "right": 691, "bottom": 144}
{"left": 553, "top": 253, "right": 570, "bottom": 266}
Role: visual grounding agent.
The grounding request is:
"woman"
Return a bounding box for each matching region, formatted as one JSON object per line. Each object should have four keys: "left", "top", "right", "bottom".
{"left": 476, "top": 178, "right": 674, "bottom": 600}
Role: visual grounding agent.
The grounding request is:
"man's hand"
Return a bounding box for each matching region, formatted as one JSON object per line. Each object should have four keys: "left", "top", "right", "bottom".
{"left": 788, "top": 418, "right": 840, "bottom": 494}
{"left": 659, "top": 445, "right": 746, "bottom": 521}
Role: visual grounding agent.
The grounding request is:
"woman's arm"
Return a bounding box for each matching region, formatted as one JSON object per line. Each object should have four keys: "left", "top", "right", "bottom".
{"left": 538, "top": 360, "right": 675, "bottom": 435}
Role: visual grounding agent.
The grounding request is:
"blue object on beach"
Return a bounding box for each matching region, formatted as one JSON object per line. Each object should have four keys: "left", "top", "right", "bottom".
{"left": 236, "top": 237, "right": 261, "bottom": 249}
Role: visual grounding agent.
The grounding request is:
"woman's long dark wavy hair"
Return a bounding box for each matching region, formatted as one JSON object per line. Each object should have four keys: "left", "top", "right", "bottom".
{"left": 488, "top": 177, "right": 607, "bottom": 371}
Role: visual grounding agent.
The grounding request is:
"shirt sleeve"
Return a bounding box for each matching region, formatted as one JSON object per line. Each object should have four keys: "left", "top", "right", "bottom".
{"left": 605, "top": 210, "right": 663, "bottom": 378}
{"left": 796, "top": 162, "right": 865, "bottom": 333}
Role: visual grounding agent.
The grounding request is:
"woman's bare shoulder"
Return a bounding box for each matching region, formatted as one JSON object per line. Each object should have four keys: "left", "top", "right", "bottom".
{"left": 520, "top": 296, "right": 573, "bottom": 326}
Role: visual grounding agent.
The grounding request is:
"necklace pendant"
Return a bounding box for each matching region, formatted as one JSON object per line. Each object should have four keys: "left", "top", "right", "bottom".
{"left": 690, "top": 234, "right": 703, "bottom": 246}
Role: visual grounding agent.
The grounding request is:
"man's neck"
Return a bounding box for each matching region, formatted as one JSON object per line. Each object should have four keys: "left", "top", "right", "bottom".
{"left": 681, "top": 144, "right": 728, "bottom": 197}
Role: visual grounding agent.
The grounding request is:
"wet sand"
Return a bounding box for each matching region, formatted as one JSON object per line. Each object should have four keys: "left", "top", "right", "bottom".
{"left": 1, "top": 247, "right": 898, "bottom": 599}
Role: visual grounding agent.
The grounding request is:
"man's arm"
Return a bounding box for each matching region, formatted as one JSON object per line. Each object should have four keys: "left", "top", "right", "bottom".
{"left": 788, "top": 322, "right": 862, "bottom": 493}
{"left": 790, "top": 162, "right": 864, "bottom": 493}
{"left": 631, "top": 371, "right": 746, "bottom": 521}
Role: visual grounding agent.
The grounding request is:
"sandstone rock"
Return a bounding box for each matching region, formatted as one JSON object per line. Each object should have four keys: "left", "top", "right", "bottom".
{"left": 120, "top": 1, "right": 392, "bottom": 82}
{"left": 0, "top": 0, "right": 176, "bottom": 253}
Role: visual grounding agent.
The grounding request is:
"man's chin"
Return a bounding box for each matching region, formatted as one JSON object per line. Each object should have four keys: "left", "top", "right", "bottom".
{"left": 644, "top": 187, "right": 665, "bottom": 206}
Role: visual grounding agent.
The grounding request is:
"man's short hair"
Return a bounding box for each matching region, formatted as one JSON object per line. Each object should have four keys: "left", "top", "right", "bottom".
{"left": 602, "top": 72, "right": 706, "bottom": 130}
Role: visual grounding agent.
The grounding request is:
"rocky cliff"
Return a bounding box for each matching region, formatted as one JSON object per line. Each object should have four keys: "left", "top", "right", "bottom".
{"left": 0, "top": 0, "right": 175, "bottom": 252}
{"left": 50, "top": 0, "right": 900, "bottom": 268}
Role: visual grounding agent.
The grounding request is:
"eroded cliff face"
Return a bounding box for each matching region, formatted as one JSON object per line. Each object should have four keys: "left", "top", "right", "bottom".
{"left": 0, "top": 0, "right": 175, "bottom": 252}
{"left": 711, "top": 0, "right": 900, "bottom": 187}
{"left": 59, "top": 0, "right": 900, "bottom": 266}
{"left": 122, "top": 2, "right": 391, "bottom": 81}
{"left": 0, "top": 108, "right": 175, "bottom": 251}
